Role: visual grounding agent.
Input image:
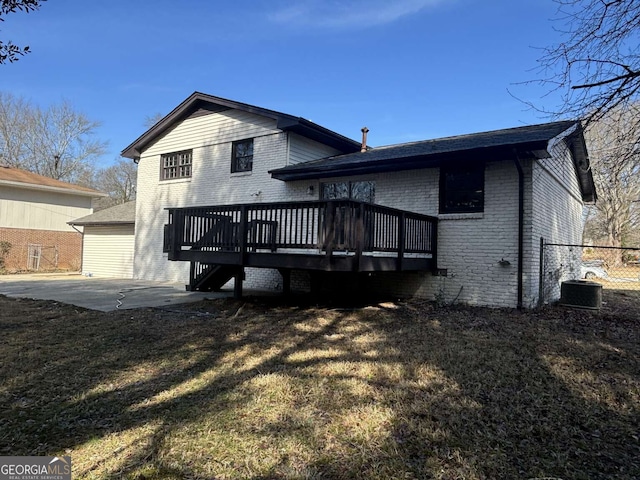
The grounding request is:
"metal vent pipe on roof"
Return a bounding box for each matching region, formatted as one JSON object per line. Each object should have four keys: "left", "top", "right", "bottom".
{"left": 361, "top": 127, "right": 369, "bottom": 152}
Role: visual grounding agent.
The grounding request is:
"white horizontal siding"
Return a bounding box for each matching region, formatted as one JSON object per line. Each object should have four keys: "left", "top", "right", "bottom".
{"left": 143, "top": 110, "right": 280, "bottom": 157}
{"left": 0, "top": 186, "right": 93, "bottom": 232}
{"left": 288, "top": 133, "right": 342, "bottom": 165}
{"left": 82, "top": 225, "right": 135, "bottom": 278}
{"left": 134, "top": 106, "right": 347, "bottom": 285}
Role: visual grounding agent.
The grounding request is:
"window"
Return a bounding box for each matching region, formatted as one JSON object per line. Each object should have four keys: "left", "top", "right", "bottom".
{"left": 321, "top": 181, "right": 375, "bottom": 203}
{"left": 232, "top": 139, "right": 253, "bottom": 173}
{"left": 439, "top": 164, "right": 484, "bottom": 214}
{"left": 161, "top": 150, "right": 192, "bottom": 180}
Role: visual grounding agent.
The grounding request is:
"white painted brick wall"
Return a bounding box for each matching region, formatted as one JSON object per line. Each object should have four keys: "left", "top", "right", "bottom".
{"left": 135, "top": 110, "right": 334, "bottom": 286}
{"left": 525, "top": 139, "right": 585, "bottom": 306}
{"left": 364, "top": 161, "right": 521, "bottom": 307}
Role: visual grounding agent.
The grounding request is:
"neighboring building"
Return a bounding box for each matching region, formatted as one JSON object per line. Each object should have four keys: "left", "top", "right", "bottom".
{"left": 68, "top": 201, "right": 136, "bottom": 278}
{"left": 0, "top": 166, "right": 105, "bottom": 272}
{"left": 120, "top": 92, "right": 596, "bottom": 308}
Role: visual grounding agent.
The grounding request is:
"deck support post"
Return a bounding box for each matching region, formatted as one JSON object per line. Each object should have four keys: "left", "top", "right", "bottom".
{"left": 310, "top": 271, "right": 322, "bottom": 295}
{"left": 234, "top": 268, "right": 244, "bottom": 299}
{"left": 168, "top": 210, "right": 183, "bottom": 261}
{"left": 279, "top": 268, "right": 291, "bottom": 295}
{"left": 187, "top": 261, "right": 196, "bottom": 291}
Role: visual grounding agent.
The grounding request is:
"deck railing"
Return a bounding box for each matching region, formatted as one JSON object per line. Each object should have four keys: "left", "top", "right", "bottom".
{"left": 164, "top": 200, "right": 437, "bottom": 263}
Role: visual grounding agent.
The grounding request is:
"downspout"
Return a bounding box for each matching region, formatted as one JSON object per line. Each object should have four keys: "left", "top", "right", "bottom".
{"left": 513, "top": 152, "right": 524, "bottom": 310}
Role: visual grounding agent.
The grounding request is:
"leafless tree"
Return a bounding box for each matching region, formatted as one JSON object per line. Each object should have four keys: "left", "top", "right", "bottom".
{"left": 144, "top": 112, "right": 164, "bottom": 129}
{"left": 0, "top": 0, "right": 46, "bottom": 64}
{"left": 0, "top": 93, "right": 108, "bottom": 183}
{"left": 536, "top": 0, "right": 640, "bottom": 126}
{"left": 0, "top": 92, "right": 29, "bottom": 165}
{"left": 583, "top": 104, "right": 640, "bottom": 249}
{"left": 93, "top": 159, "right": 137, "bottom": 209}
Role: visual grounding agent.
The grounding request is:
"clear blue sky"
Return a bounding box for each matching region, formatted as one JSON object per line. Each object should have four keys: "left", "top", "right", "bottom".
{"left": 2, "top": 0, "right": 566, "bottom": 167}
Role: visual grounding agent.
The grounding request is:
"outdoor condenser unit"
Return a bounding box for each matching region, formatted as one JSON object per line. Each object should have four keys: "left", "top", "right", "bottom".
{"left": 559, "top": 280, "right": 603, "bottom": 310}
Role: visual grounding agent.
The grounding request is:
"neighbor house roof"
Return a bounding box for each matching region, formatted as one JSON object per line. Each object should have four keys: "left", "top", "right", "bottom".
{"left": 270, "top": 120, "right": 596, "bottom": 203}
{"left": 121, "top": 92, "right": 362, "bottom": 159}
{"left": 0, "top": 165, "right": 106, "bottom": 197}
{"left": 68, "top": 200, "right": 136, "bottom": 226}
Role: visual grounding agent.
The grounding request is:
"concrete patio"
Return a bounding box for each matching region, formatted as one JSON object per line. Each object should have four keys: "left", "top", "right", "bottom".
{"left": 0, "top": 273, "right": 231, "bottom": 311}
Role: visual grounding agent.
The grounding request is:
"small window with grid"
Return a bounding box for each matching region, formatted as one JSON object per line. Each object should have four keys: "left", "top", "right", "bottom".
{"left": 439, "top": 164, "right": 484, "bottom": 213}
{"left": 161, "top": 150, "right": 192, "bottom": 180}
{"left": 231, "top": 139, "right": 253, "bottom": 173}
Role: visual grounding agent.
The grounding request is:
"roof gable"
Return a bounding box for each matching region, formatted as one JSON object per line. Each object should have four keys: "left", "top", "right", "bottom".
{"left": 0, "top": 166, "right": 105, "bottom": 197}
{"left": 121, "top": 92, "right": 361, "bottom": 159}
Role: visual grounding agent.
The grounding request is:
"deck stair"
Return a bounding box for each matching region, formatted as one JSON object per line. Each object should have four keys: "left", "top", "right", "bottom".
{"left": 187, "top": 262, "right": 240, "bottom": 291}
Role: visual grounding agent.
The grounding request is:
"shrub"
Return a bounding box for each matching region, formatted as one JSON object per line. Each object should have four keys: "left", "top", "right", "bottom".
{"left": 0, "top": 241, "right": 11, "bottom": 272}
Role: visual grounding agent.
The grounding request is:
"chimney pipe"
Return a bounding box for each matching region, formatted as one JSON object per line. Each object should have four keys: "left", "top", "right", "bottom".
{"left": 360, "top": 127, "right": 369, "bottom": 152}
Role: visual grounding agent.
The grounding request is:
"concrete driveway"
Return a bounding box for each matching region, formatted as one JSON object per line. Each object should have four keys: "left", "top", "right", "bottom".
{"left": 0, "top": 273, "right": 231, "bottom": 311}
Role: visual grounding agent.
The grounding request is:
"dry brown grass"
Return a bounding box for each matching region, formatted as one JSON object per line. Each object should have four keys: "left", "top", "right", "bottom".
{"left": 0, "top": 292, "right": 638, "bottom": 479}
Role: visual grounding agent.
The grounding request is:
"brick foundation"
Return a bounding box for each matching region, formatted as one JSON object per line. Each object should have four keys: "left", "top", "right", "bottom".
{"left": 0, "top": 227, "right": 82, "bottom": 272}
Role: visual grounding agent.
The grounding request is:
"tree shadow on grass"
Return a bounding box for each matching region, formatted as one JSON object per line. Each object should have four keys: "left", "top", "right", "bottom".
{"left": 0, "top": 294, "right": 638, "bottom": 479}
{"left": 378, "top": 304, "right": 638, "bottom": 479}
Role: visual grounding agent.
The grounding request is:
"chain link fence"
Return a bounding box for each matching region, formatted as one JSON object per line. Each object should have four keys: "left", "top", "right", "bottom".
{"left": 541, "top": 241, "right": 640, "bottom": 305}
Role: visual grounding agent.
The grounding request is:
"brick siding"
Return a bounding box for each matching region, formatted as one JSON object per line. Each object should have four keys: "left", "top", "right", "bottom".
{"left": 0, "top": 227, "right": 82, "bottom": 272}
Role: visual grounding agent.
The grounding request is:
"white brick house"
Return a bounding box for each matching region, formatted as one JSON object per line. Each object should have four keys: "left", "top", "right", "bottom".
{"left": 121, "top": 92, "right": 595, "bottom": 308}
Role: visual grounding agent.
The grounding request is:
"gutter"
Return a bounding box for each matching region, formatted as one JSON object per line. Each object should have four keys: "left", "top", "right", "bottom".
{"left": 67, "top": 221, "right": 135, "bottom": 227}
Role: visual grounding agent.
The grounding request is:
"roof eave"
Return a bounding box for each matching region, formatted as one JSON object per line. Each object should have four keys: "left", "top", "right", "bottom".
{"left": 121, "top": 92, "right": 360, "bottom": 159}
{"left": 0, "top": 179, "right": 107, "bottom": 197}
{"left": 278, "top": 118, "right": 361, "bottom": 153}
{"left": 121, "top": 91, "right": 208, "bottom": 159}
{"left": 67, "top": 220, "right": 135, "bottom": 226}
{"left": 270, "top": 141, "right": 551, "bottom": 181}
{"left": 564, "top": 124, "right": 597, "bottom": 203}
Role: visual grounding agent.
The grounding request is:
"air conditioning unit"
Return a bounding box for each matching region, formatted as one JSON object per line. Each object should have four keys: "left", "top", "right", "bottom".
{"left": 560, "top": 280, "right": 602, "bottom": 310}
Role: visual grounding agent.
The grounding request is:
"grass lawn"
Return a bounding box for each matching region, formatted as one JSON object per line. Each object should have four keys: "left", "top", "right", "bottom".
{"left": 0, "top": 291, "right": 638, "bottom": 479}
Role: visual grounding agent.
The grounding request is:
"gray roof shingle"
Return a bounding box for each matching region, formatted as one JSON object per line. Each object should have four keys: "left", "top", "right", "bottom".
{"left": 269, "top": 120, "right": 595, "bottom": 203}
{"left": 270, "top": 120, "right": 578, "bottom": 180}
{"left": 68, "top": 201, "right": 136, "bottom": 226}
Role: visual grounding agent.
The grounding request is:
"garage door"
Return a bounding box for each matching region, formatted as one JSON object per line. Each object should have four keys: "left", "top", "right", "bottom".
{"left": 82, "top": 225, "right": 135, "bottom": 278}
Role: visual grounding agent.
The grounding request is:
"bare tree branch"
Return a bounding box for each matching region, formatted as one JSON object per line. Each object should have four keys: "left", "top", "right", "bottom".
{"left": 584, "top": 104, "right": 640, "bottom": 247}
{"left": 0, "top": 92, "right": 108, "bottom": 184}
{"left": 0, "top": 0, "right": 46, "bottom": 64}
{"left": 93, "top": 159, "right": 137, "bottom": 209}
{"left": 534, "top": 0, "right": 640, "bottom": 127}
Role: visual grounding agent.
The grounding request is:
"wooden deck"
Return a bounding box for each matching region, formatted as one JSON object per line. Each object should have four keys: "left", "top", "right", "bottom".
{"left": 163, "top": 200, "right": 438, "bottom": 293}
